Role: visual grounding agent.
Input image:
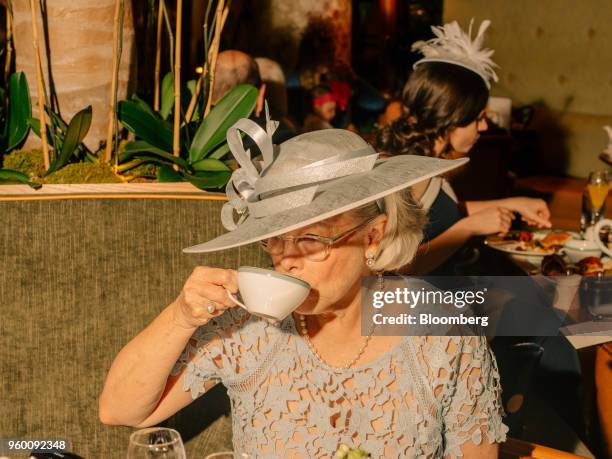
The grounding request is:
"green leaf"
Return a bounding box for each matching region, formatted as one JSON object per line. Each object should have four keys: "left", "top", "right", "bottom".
{"left": 130, "top": 94, "right": 157, "bottom": 117}
{"left": 189, "top": 84, "right": 258, "bottom": 163}
{"left": 125, "top": 154, "right": 177, "bottom": 169}
{"left": 85, "top": 151, "right": 98, "bottom": 163}
{"left": 191, "top": 157, "right": 231, "bottom": 172}
{"left": 6, "top": 72, "right": 32, "bottom": 152}
{"left": 28, "top": 117, "right": 56, "bottom": 148}
{"left": 119, "top": 140, "right": 190, "bottom": 170}
{"left": 183, "top": 80, "right": 197, "bottom": 121}
{"left": 119, "top": 140, "right": 171, "bottom": 160}
{"left": 118, "top": 99, "right": 175, "bottom": 153}
{"left": 183, "top": 170, "right": 231, "bottom": 189}
{"left": 187, "top": 80, "right": 197, "bottom": 97}
{"left": 0, "top": 168, "right": 42, "bottom": 189}
{"left": 46, "top": 105, "right": 92, "bottom": 175}
{"left": 115, "top": 159, "right": 146, "bottom": 173}
{"left": 159, "top": 72, "right": 174, "bottom": 120}
{"left": 157, "top": 164, "right": 185, "bottom": 182}
{"left": 45, "top": 106, "right": 67, "bottom": 132}
{"left": 209, "top": 141, "right": 231, "bottom": 159}
{"left": 210, "top": 130, "right": 246, "bottom": 160}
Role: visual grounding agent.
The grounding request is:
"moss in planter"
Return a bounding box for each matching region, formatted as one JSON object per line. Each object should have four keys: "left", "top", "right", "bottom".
{"left": 128, "top": 162, "right": 159, "bottom": 179}
{"left": 43, "top": 162, "right": 123, "bottom": 184}
{"left": 3, "top": 149, "right": 161, "bottom": 184}
{"left": 2, "top": 149, "right": 46, "bottom": 178}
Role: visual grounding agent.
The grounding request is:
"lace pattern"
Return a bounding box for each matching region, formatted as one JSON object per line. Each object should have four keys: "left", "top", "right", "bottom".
{"left": 172, "top": 308, "right": 508, "bottom": 458}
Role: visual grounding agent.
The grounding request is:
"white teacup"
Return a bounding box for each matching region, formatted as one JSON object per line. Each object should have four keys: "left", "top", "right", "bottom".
{"left": 593, "top": 218, "right": 612, "bottom": 257}
{"left": 226, "top": 267, "right": 310, "bottom": 322}
{"left": 563, "top": 239, "right": 602, "bottom": 264}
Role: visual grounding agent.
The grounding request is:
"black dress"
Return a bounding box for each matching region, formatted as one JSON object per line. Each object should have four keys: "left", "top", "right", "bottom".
{"left": 419, "top": 178, "right": 471, "bottom": 275}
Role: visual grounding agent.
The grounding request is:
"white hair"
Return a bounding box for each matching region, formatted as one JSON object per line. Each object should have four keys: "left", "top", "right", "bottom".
{"left": 350, "top": 188, "right": 425, "bottom": 272}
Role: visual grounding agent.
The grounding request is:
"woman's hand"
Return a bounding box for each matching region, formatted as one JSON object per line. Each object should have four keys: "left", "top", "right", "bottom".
{"left": 502, "top": 197, "right": 551, "bottom": 228}
{"left": 171, "top": 267, "right": 238, "bottom": 330}
{"left": 461, "top": 207, "right": 515, "bottom": 236}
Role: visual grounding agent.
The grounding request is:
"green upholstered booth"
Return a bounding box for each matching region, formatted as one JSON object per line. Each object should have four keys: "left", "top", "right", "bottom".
{"left": 0, "top": 185, "right": 269, "bottom": 457}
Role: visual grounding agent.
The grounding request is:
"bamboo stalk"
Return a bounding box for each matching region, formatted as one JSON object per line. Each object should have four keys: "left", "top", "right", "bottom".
{"left": 5, "top": 0, "right": 13, "bottom": 81}
{"left": 173, "top": 0, "right": 183, "bottom": 159}
{"left": 113, "top": 0, "right": 125, "bottom": 168}
{"left": 28, "top": 0, "right": 50, "bottom": 170}
{"left": 203, "top": 0, "right": 230, "bottom": 118}
{"left": 104, "top": 0, "right": 123, "bottom": 163}
{"left": 153, "top": 0, "right": 164, "bottom": 111}
{"left": 184, "top": 65, "right": 205, "bottom": 122}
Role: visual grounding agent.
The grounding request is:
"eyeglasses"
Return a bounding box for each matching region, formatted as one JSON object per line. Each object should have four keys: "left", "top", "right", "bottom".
{"left": 260, "top": 218, "right": 375, "bottom": 262}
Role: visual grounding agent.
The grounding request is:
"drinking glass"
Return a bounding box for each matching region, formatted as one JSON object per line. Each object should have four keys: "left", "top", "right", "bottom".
{"left": 127, "top": 427, "right": 186, "bottom": 459}
{"left": 581, "top": 171, "right": 610, "bottom": 232}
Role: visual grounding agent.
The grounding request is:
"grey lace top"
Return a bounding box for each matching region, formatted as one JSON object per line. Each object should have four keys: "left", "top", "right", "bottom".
{"left": 172, "top": 308, "right": 508, "bottom": 458}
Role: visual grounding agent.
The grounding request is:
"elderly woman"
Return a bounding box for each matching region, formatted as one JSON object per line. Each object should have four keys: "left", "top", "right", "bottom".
{"left": 99, "top": 117, "right": 508, "bottom": 458}
{"left": 375, "top": 20, "right": 551, "bottom": 274}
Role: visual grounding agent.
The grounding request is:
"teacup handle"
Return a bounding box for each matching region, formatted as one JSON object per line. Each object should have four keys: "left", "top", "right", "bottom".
{"left": 594, "top": 218, "right": 612, "bottom": 257}
{"left": 226, "top": 290, "right": 249, "bottom": 312}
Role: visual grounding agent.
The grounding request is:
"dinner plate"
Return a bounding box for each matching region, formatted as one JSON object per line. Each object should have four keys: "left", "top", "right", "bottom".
{"left": 484, "top": 230, "right": 580, "bottom": 257}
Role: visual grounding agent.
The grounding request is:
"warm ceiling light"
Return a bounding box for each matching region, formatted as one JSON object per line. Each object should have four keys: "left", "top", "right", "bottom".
{"left": 195, "top": 66, "right": 203, "bottom": 74}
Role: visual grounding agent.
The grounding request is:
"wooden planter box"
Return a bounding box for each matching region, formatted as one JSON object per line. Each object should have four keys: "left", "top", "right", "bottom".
{"left": 0, "top": 183, "right": 268, "bottom": 457}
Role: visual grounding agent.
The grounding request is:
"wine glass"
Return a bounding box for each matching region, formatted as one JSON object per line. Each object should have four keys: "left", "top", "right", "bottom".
{"left": 581, "top": 170, "right": 610, "bottom": 232}
{"left": 127, "top": 427, "right": 186, "bottom": 459}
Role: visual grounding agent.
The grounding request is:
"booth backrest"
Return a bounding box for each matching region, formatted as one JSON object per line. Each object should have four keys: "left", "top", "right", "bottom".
{"left": 0, "top": 196, "right": 268, "bottom": 458}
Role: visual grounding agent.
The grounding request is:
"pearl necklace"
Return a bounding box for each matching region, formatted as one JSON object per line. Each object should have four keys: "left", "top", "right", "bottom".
{"left": 298, "top": 314, "right": 376, "bottom": 371}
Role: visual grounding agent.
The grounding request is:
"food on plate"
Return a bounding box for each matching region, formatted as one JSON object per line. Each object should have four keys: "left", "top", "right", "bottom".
{"left": 540, "top": 254, "right": 612, "bottom": 276}
{"left": 538, "top": 231, "right": 573, "bottom": 249}
{"left": 509, "top": 231, "right": 572, "bottom": 254}
{"left": 504, "top": 231, "right": 533, "bottom": 243}
{"left": 577, "top": 256, "right": 604, "bottom": 276}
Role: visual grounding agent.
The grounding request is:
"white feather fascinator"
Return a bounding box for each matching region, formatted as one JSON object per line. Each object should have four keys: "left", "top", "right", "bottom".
{"left": 412, "top": 19, "right": 499, "bottom": 89}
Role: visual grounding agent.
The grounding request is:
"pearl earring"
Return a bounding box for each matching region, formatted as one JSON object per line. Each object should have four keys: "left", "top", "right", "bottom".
{"left": 366, "top": 251, "right": 375, "bottom": 268}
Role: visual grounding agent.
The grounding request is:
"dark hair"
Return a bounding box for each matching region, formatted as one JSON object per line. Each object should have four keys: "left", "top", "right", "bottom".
{"left": 297, "top": 17, "right": 336, "bottom": 75}
{"left": 375, "top": 62, "right": 489, "bottom": 157}
{"left": 310, "top": 85, "right": 331, "bottom": 99}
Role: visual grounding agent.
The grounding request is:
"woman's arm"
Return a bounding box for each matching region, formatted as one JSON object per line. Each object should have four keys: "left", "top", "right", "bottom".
{"left": 99, "top": 303, "right": 199, "bottom": 427}
{"left": 404, "top": 207, "right": 515, "bottom": 274}
{"left": 464, "top": 199, "right": 505, "bottom": 214}
{"left": 418, "top": 336, "right": 508, "bottom": 459}
{"left": 465, "top": 197, "right": 551, "bottom": 228}
{"left": 446, "top": 440, "right": 498, "bottom": 459}
{"left": 98, "top": 267, "right": 237, "bottom": 427}
{"left": 406, "top": 219, "right": 474, "bottom": 274}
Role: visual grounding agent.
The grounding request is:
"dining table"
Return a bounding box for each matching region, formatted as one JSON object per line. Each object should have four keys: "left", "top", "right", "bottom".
{"left": 475, "top": 230, "right": 610, "bottom": 459}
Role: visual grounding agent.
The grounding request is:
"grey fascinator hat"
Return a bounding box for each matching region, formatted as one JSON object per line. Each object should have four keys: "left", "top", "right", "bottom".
{"left": 183, "top": 113, "right": 468, "bottom": 253}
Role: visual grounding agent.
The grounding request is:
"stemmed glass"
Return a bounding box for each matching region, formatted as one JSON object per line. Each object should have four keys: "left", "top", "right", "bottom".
{"left": 127, "top": 427, "right": 186, "bottom": 459}
{"left": 581, "top": 170, "right": 610, "bottom": 233}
